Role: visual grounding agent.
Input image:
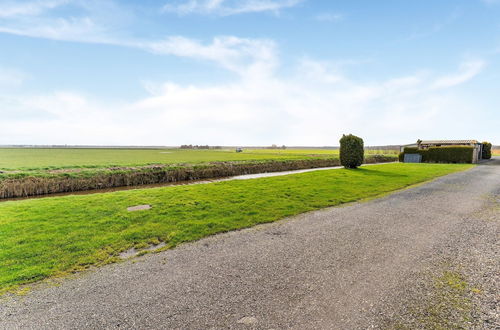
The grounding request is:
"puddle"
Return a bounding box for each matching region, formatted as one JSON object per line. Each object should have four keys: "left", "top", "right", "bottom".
{"left": 119, "top": 242, "right": 167, "bottom": 259}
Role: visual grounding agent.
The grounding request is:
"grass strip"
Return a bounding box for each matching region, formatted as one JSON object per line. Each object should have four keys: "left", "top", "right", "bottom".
{"left": 0, "top": 163, "right": 472, "bottom": 293}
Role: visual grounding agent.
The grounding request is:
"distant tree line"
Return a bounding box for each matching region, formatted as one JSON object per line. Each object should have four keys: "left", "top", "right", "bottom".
{"left": 268, "top": 144, "right": 286, "bottom": 149}
{"left": 180, "top": 145, "right": 222, "bottom": 149}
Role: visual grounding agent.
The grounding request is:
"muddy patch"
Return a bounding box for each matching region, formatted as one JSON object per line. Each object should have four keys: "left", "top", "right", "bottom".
{"left": 127, "top": 204, "right": 152, "bottom": 212}
{"left": 119, "top": 242, "right": 167, "bottom": 259}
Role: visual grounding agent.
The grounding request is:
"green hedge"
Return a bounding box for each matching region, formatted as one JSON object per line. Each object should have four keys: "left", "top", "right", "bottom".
{"left": 401, "top": 146, "right": 473, "bottom": 163}
{"left": 426, "top": 146, "right": 473, "bottom": 163}
{"left": 482, "top": 142, "right": 492, "bottom": 159}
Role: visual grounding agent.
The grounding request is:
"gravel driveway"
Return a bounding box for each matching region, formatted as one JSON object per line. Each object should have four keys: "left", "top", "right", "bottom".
{"left": 1, "top": 159, "right": 499, "bottom": 329}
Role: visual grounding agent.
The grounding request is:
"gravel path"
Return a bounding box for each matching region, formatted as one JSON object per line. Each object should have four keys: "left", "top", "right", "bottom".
{"left": 1, "top": 159, "right": 498, "bottom": 329}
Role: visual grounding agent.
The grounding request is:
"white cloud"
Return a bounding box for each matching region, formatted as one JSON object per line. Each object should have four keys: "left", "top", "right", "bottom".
{"left": 0, "top": 1, "right": 495, "bottom": 145}
{"left": 0, "top": 16, "right": 109, "bottom": 43}
{"left": 0, "top": 0, "right": 69, "bottom": 18}
{"left": 0, "top": 67, "right": 29, "bottom": 87}
{"left": 406, "top": 9, "right": 461, "bottom": 41}
{"left": 431, "top": 60, "right": 485, "bottom": 89}
{"left": 314, "top": 13, "right": 343, "bottom": 22}
{"left": 142, "top": 36, "right": 277, "bottom": 77}
{"left": 297, "top": 58, "right": 344, "bottom": 83}
{"left": 162, "top": 0, "right": 303, "bottom": 16}
{"left": 0, "top": 2, "right": 277, "bottom": 77}
{"left": 0, "top": 0, "right": 132, "bottom": 44}
{"left": 1, "top": 56, "right": 493, "bottom": 146}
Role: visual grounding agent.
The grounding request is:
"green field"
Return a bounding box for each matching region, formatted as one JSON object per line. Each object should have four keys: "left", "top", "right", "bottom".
{"left": 0, "top": 148, "right": 397, "bottom": 171}
{"left": 0, "top": 163, "right": 471, "bottom": 293}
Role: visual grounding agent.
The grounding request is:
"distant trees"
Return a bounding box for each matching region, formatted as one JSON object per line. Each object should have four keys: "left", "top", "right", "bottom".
{"left": 180, "top": 145, "right": 210, "bottom": 149}
{"left": 339, "top": 134, "right": 364, "bottom": 169}
{"left": 268, "top": 144, "right": 286, "bottom": 149}
{"left": 482, "top": 142, "right": 492, "bottom": 159}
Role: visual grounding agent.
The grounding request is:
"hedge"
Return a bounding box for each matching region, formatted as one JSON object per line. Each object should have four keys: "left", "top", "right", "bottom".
{"left": 482, "top": 142, "right": 492, "bottom": 159}
{"left": 400, "top": 146, "right": 474, "bottom": 164}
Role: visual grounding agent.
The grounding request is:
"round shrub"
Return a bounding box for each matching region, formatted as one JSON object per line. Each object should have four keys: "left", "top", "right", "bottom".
{"left": 339, "top": 134, "right": 364, "bottom": 169}
{"left": 482, "top": 142, "right": 492, "bottom": 160}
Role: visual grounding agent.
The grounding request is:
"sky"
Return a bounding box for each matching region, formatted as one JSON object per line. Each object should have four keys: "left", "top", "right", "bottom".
{"left": 0, "top": 0, "right": 499, "bottom": 146}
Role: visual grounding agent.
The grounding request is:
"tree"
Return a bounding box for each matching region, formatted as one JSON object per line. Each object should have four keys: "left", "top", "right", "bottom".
{"left": 482, "top": 141, "right": 492, "bottom": 159}
{"left": 339, "top": 134, "right": 364, "bottom": 169}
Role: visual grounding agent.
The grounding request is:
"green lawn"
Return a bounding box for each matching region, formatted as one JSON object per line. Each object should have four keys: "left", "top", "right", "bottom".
{"left": 0, "top": 148, "right": 398, "bottom": 171}
{"left": 0, "top": 163, "right": 472, "bottom": 293}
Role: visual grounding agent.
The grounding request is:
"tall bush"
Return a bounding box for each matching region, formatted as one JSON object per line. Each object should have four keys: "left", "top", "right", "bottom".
{"left": 339, "top": 134, "right": 364, "bottom": 169}
{"left": 482, "top": 142, "right": 492, "bottom": 159}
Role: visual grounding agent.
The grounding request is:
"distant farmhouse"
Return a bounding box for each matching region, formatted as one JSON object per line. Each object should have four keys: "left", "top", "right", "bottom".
{"left": 401, "top": 140, "right": 483, "bottom": 163}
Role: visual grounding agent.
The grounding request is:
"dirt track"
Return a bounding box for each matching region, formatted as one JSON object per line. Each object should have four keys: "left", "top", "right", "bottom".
{"left": 1, "top": 159, "right": 498, "bottom": 329}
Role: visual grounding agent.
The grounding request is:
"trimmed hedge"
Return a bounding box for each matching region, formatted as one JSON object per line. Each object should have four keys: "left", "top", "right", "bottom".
{"left": 401, "top": 146, "right": 474, "bottom": 164}
{"left": 426, "top": 146, "right": 473, "bottom": 163}
{"left": 339, "top": 134, "right": 364, "bottom": 169}
{"left": 482, "top": 142, "right": 492, "bottom": 159}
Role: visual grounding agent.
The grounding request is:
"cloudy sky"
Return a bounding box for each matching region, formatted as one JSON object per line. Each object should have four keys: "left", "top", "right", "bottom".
{"left": 1, "top": 0, "right": 499, "bottom": 146}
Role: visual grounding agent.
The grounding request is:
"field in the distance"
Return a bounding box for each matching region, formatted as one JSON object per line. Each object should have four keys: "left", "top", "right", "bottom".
{"left": 0, "top": 148, "right": 397, "bottom": 171}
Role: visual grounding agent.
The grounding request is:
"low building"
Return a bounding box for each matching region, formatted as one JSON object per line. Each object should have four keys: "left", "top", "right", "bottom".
{"left": 402, "top": 139, "right": 483, "bottom": 163}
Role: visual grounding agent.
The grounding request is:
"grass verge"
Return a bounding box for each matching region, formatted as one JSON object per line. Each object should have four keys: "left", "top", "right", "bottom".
{"left": 388, "top": 268, "right": 480, "bottom": 329}
{"left": 0, "top": 163, "right": 472, "bottom": 294}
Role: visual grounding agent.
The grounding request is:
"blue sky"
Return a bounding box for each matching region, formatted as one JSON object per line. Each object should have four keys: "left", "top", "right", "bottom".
{"left": 0, "top": 0, "right": 499, "bottom": 146}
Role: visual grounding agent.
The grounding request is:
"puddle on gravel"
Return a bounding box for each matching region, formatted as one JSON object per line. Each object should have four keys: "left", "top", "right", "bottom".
{"left": 119, "top": 242, "right": 167, "bottom": 259}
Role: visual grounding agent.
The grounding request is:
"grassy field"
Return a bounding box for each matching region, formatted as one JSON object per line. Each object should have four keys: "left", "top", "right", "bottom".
{"left": 0, "top": 163, "right": 471, "bottom": 294}
{"left": 0, "top": 148, "right": 398, "bottom": 171}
